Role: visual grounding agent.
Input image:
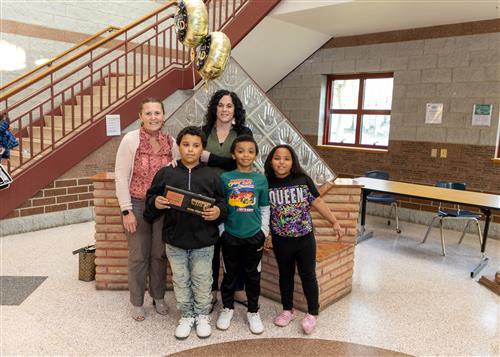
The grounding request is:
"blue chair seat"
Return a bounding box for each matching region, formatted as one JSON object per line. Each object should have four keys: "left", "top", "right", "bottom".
{"left": 365, "top": 170, "right": 401, "bottom": 233}
{"left": 438, "top": 209, "right": 481, "bottom": 218}
{"left": 367, "top": 194, "right": 396, "bottom": 204}
{"left": 423, "top": 181, "right": 483, "bottom": 256}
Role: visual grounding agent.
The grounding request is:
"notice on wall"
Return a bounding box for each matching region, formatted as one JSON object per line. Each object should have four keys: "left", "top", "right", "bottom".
{"left": 106, "top": 114, "right": 121, "bottom": 136}
{"left": 471, "top": 104, "right": 492, "bottom": 127}
{"left": 425, "top": 103, "right": 443, "bottom": 124}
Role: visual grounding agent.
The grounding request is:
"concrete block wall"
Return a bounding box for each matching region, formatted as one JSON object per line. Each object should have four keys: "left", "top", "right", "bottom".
{"left": 269, "top": 31, "right": 500, "bottom": 144}
{"left": 92, "top": 173, "right": 361, "bottom": 312}
{"left": 1, "top": 1, "right": 162, "bottom": 82}
{"left": 267, "top": 21, "right": 500, "bottom": 234}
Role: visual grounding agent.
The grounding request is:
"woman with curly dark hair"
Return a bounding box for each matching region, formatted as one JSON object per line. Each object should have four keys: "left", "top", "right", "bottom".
{"left": 200, "top": 89, "right": 253, "bottom": 311}
{"left": 201, "top": 89, "right": 252, "bottom": 171}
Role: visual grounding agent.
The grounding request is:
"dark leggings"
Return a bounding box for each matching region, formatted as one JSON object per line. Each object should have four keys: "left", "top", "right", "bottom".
{"left": 212, "top": 237, "right": 245, "bottom": 291}
{"left": 220, "top": 230, "right": 265, "bottom": 312}
{"left": 272, "top": 232, "right": 319, "bottom": 315}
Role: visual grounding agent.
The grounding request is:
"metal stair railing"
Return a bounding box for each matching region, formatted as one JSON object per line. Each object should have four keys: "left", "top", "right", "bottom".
{"left": 0, "top": 0, "right": 248, "bottom": 175}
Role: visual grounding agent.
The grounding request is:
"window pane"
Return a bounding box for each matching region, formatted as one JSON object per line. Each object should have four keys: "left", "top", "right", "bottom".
{"left": 363, "top": 77, "right": 393, "bottom": 110}
{"left": 328, "top": 114, "right": 357, "bottom": 144}
{"left": 331, "top": 79, "right": 359, "bottom": 109}
{"left": 360, "top": 115, "right": 390, "bottom": 146}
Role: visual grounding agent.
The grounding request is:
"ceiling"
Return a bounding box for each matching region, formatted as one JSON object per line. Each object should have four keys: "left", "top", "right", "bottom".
{"left": 233, "top": 0, "right": 500, "bottom": 91}
{"left": 270, "top": 0, "right": 499, "bottom": 37}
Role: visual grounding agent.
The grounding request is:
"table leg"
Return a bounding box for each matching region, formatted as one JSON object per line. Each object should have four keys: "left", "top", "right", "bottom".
{"left": 357, "top": 189, "right": 373, "bottom": 244}
{"left": 470, "top": 208, "right": 491, "bottom": 278}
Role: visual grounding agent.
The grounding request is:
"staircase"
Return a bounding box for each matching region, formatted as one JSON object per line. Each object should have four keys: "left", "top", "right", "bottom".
{"left": 0, "top": 0, "right": 281, "bottom": 218}
{"left": 8, "top": 74, "right": 140, "bottom": 168}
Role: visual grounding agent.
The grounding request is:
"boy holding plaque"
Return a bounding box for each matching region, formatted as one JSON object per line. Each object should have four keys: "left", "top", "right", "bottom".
{"left": 144, "top": 126, "right": 227, "bottom": 340}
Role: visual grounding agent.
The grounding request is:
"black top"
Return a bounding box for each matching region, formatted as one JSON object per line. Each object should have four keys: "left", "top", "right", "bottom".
{"left": 267, "top": 174, "right": 320, "bottom": 237}
{"left": 201, "top": 124, "right": 253, "bottom": 172}
{"left": 144, "top": 161, "right": 228, "bottom": 250}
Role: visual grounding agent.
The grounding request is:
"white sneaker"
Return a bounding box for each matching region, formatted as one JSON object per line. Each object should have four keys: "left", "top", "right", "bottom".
{"left": 247, "top": 312, "right": 264, "bottom": 334}
{"left": 175, "top": 317, "right": 195, "bottom": 340}
{"left": 195, "top": 314, "right": 212, "bottom": 338}
{"left": 216, "top": 308, "right": 234, "bottom": 330}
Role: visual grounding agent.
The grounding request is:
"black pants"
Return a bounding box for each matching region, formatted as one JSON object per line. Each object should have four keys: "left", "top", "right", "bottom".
{"left": 220, "top": 230, "right": 265, "bottom": 313}
{"left": 272, "top": 232, "right": 319, "bottom": 315}
{"left": 212, "top": 238, "right": 245, "bottom": 291}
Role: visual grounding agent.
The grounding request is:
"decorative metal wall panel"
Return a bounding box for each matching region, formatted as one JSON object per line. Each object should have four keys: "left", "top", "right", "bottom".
{"left": 167, "top": 58, "right": 337, "bottom": 184}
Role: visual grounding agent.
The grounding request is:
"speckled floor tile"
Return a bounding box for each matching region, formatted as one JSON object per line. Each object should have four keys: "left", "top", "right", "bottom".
{"left": 0, "top": 218, "right": 498, "bottom": 356}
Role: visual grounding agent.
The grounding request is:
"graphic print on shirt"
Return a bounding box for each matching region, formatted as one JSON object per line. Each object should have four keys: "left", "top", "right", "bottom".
{"left": 269, "top": 184, "right": 315, "bottom": 237}
{"left": 227, "top": 178, "right": 255, "bottom": 212}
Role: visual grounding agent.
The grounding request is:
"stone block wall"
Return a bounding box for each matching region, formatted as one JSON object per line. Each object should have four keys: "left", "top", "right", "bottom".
{"left": 1, "top": 1, "right": 161, "bottom": 84}
{"left": 267, "top": 20, "right": 500, "bottom": 232}
{"left": 92, "top": 172, "right": 361, "bottom": 312}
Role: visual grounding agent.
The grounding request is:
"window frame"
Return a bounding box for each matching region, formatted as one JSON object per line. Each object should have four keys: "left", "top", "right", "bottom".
{"left": 323, "top": 72, "right": 394, "bottom": 149}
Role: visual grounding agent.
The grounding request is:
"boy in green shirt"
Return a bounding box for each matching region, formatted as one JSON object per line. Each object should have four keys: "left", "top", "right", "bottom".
{"left": 216, "top": 135, "right": 270, "bottom": 335}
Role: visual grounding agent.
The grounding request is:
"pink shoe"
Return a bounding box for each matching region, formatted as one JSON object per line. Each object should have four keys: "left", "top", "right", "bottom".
{"left": 301, "top": 313, "right": 317, "bottom": 334}
{"left": 274, "top": 310, "right": 295, "bottom": 327}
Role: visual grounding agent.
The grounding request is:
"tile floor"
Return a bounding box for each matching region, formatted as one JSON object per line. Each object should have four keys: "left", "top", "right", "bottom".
{"left": 1, "top": 216, "right": 499, "bottom": 356}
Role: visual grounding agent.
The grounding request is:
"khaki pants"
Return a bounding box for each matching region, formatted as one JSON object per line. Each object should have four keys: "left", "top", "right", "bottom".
{"left": 127, "top": 198, "right": 166, "bottom": 306}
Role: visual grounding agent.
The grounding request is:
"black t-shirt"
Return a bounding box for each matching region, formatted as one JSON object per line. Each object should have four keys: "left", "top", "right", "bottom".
{"left": 268, "top": 174, "right": 320, "bottom": 237}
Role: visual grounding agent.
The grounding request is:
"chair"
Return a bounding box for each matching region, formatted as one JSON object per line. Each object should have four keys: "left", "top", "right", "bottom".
{"left": 365, "top": 170, "right": 401, "bottom": 234}
{"left": 422, "top": 181, "right": 483, "bottom": 256}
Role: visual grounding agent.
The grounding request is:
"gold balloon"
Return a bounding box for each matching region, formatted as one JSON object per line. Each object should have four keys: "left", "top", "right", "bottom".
{"left": 196, "top": 32, "right": 231, "bottom": 83}
{"left": 174, "top": 0, "right": 208, "bottom": 48}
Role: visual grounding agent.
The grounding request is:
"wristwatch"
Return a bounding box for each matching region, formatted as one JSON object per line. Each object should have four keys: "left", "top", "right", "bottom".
{"left": 121, "top": 210, "right": 130, "bottom": 216}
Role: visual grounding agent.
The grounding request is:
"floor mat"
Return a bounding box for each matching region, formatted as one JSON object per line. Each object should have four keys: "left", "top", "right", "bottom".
{"left": 0, "top": 276, "right": 47, "bottom": 305}
{"left": 168, "top": 338, "right": 412, "bottom": 357}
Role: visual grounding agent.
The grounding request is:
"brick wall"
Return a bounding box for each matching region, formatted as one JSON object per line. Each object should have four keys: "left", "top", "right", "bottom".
{"left": 4, "top": 178, "right": 94, "bottom": 219}
{"left": 92, "top": 173, "right": 130, "bottom": 290}
{"left": 305, "top": 137, "right": 500, "bottom": 225}
{"left": 92, "top": 172, "right": 362, "bottom": 311}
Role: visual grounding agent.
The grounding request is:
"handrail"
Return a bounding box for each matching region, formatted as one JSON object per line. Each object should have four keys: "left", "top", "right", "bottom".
{"left": 0, "top": 0, "right": 177, "bottom": 101}
{"left": 0, "top": 25, "right": 121, "bottom": 93}
{"left": 1, "top": 0, "right": 252, "bottom": 175}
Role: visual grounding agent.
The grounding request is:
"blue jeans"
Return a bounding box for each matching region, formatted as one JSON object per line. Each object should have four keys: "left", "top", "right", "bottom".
{"left": 166, "top": 244, "right": 214, "bottom": 317}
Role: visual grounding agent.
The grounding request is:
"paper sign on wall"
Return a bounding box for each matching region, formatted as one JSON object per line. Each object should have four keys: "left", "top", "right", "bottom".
{"left": 425, "top": 103, "right": 443, "bottom": 124}
{"left": 471, "top": 104, "right": 492, "bottom": 127}
{"left": 106, "top": 114, "right": 121, "bottom": 136}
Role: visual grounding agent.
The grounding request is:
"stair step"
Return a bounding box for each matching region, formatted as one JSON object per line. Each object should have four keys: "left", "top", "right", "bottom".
{"left": 9, "top": 148, "right": 32, "bottom": 160}
{"left": 7, "top": 152, "right": 20, "bottom": 167}
{"left": 21, "top": 138, "right": 47, "bottom": 153}
{"left": 92, "top": 85, "right": 126, "bottom": 98}
{"left": 76, "top": 95, "right": 111, "bottom": 107}
{"left": 30, "top": 126, "right": 64, "bottom": 141}
{"left": 8, "top": 145, "right": 46, "bottom": 168}
{"left": 44, "top": 115, "right": 85, "bottom": 128}
{"left": 105, "top": 75, "right": 143, "bottom": 88}
{"left": 63, "top": 105, "right": 97, "bottom": 120}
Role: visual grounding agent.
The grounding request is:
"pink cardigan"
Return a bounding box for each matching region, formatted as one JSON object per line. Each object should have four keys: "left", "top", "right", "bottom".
{"left": 114, "top": 129, "right": 179, "bottom": 211}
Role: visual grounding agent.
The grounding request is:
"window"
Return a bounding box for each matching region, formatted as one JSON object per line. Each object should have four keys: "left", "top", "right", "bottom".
{"left": 323, "top": 73, "right": 394, "bottom": 149}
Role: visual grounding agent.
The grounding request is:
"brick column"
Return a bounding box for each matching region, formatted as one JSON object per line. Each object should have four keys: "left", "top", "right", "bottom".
{"left": 91, "top": 172, "right": 173, "bottom": 290}
{"left": 91, "top": 173, "right": 128, "bottom": 290}
{"left": 260, "top": 179, "right": 362, "bottom": 312}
